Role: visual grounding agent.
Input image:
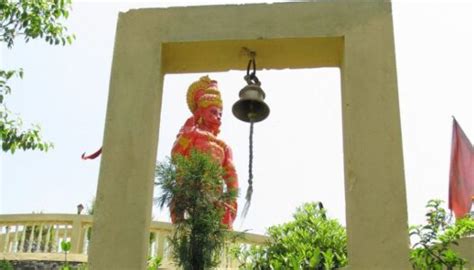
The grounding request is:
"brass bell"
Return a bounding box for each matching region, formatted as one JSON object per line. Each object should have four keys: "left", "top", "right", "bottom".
{"left": 232, "top": 83, "right": 270, "bottom": 123}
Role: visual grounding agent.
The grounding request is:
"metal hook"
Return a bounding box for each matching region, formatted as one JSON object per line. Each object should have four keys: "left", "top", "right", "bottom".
{"left": 246, "top": 58, "right": 256, "bottom": 77}
{"left": 243, "top": 48, "right": 260, "bottom": 86}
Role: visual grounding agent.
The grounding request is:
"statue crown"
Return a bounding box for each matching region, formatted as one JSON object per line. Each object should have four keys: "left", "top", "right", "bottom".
{"left": 187, "top": 76, "right": 222, "bottom": 113}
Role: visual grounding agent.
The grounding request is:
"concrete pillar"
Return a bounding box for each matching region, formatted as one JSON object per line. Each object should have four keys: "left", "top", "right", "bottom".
{"left": 88, "top": 13, "right": 164, "bottom": 270}
{"left": 453, "top": 237, "right": 474, "bottom": 268}
{"left": 341, "top": 6, "right": 410, "bottom": 269}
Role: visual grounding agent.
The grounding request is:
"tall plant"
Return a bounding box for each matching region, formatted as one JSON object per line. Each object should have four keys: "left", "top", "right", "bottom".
{"left": 155, "top": 150, "right": 237, "bottom": 270}
{"left": 409, "top": 199, "right": 474, "bottom": 270}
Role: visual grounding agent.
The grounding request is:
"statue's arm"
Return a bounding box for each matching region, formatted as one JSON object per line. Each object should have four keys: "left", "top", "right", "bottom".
{"left": 223, "top": 146, "right": 238, "bottom": 190}
{"left": 223, "top": 146, "right": 238, "bottom": 219}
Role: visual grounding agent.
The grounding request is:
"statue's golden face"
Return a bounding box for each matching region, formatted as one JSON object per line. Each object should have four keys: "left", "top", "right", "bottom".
{"left": 201, "top": 105, "right": 222, "bottom": 127}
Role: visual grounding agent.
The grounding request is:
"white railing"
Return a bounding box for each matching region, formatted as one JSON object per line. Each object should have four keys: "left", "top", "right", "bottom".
{"left": 0, "top": 214, "right": 91, "bottom": 262}
{"left": 0, "top": 214, "right": 268, "bottom": 269}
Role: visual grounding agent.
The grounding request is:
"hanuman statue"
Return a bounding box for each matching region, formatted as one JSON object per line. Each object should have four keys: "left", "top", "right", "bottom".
{"left": 170, "top": 76, "right": 238, "bottom": 229}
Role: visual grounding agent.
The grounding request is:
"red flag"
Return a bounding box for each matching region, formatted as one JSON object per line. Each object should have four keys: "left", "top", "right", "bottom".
{"left": 448, "top": 118, "right": 474, "bottom": 219}
{"left": 81, "top": 147, "right": 102, "bottom": 160}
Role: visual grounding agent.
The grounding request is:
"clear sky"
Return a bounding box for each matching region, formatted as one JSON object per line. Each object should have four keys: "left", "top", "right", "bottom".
{"left": 0, "top": 0, "right": 472, "bottom": 235}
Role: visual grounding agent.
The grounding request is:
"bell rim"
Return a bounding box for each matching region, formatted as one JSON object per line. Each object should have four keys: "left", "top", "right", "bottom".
{"left": 231, "top": 99, "right": 270, "bottom": 123}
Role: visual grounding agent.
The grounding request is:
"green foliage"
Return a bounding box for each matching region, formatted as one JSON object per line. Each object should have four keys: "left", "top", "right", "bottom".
{"left": 61, "top": 240, "right": 71, "bottom": 252}
{"left": 76, "top": 263, "right": 88, "bottom": 270}
{"left": 0, "top": 260, "right": 13, "bottom": 270}
{"left": 0, "top": 0, "right": 75, "bottom": 47}
{"left": 147, "top": 256, "right": 162, "bottom": 270}
{"left": 409, "top": 199, "right": 474, "bottom": 270}
{"left": 0, "top": 111, "right": 53, "bottom": 153}
{"left": 155, "top": 151, "right": 237, "bottom": 270}
{"left": 61, "top": 240, "right": 72, "bottom": 270}
{"left": 0, "top": 0, "right": 74, "bottom": 153}
{"left": 234, "top": 202, "right": 348, "bottom": 270}
{"left": 0, "top": 69, "right": 23, "bottom": 99}
{"left": 0, "top": 69, "right": 53, "bottom": 153}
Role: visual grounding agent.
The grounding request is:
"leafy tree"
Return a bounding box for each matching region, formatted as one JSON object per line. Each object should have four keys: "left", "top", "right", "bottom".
{"left": 409, "top": 199, "right": 474, "bottom": 270}
{"left": 155, "top": 151, "right": 237, "bottom": 270}
{"left": 0, "top": 0, "right": 74, "bottom": 153}
{"left": 234, "top": 202, "right": 348, "bottom": 270}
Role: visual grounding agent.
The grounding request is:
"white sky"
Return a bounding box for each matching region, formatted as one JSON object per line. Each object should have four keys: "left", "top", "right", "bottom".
{"left": 0, "top": 1, "right": 472, "bottom": 235}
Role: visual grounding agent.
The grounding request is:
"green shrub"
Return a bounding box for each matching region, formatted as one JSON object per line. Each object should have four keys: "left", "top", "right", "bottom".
{"left": 409, "top": 199, "right": 474, "bottom": 270}
{"left": 0, "top": 260, "right": 13, "bottom": 270}
{"left": 147, "top": 256, "right": 162, "bottom": 270}
{"left": 234, "top": 202, "right": 347, "bottom": 270}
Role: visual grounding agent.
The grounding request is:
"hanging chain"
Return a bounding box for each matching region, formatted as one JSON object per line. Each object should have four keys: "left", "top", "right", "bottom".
{"left": 248, "top": 120, "right": 254, "bottom": 196}
{"left": 242, "top": 48, "right": 259, "bottom": 218}
{"left": 242, "top": 120, "right": 254, "bottom": 218}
